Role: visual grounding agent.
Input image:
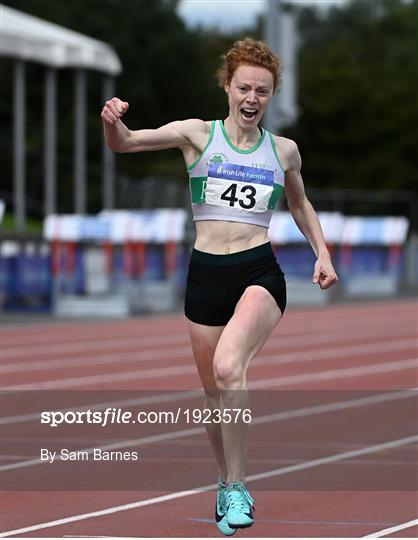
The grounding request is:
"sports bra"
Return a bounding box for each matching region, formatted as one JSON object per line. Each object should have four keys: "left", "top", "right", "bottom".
{"left": 187, "top": 120, "right": 285, "bottom": 228}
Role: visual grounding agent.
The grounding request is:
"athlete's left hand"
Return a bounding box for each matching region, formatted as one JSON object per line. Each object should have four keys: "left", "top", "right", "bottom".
{"left": 313, "top": 257, "right": 338, "bottom": 290}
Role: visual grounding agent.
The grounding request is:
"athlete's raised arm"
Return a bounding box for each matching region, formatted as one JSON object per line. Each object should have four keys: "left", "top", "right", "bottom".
{"left": 101, "top": 96, "right": 208, "bottom": 155}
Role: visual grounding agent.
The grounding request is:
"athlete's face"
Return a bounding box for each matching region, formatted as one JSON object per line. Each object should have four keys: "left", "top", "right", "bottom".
{"left": 225, "top": 63, "right": 274, "bottom": 130}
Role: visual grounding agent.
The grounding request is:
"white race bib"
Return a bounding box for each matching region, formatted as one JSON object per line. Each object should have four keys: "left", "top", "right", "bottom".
{"left": 206, "top": 163, "right": 274, "bottom": 213}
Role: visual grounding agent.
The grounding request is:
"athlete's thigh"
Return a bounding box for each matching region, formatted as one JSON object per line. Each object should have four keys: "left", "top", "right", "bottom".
{"left": 187, "top": 319, "right": 225, "bottom": 390}
{"left": 215, "top": 285, "right": 282, "bottom": 369}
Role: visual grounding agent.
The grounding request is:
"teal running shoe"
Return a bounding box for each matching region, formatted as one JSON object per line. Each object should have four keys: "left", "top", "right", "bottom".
{"left": 216, "top": 479, "right": 237, "bottom": 536}
{"left": 225, "top": 482, "right": 255, "bottom": 528}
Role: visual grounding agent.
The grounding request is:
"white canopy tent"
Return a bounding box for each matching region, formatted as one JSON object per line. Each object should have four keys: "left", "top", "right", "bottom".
{"left": 0, "top": 3, "right": 122, "bottom": 230}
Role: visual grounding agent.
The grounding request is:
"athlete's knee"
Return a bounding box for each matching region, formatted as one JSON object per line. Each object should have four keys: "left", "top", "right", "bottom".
{"left": 213, "top": 357, "right": 245, "bottom": 390}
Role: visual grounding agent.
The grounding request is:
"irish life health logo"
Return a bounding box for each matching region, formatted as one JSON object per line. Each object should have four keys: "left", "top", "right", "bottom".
{"left": 208, "top": 163, "right": 274, "bottom": 186}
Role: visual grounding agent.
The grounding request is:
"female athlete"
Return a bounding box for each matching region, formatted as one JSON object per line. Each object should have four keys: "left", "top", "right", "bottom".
{"left": 101, "top": 37, "right": 338, "bottom": 536}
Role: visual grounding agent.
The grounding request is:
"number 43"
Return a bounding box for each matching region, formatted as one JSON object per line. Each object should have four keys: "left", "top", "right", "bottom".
{"left": 220, "top": 183, "right": 256, "bottom": 209}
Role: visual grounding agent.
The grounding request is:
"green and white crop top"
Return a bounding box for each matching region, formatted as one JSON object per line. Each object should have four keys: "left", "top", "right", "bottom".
{"left": 188, "top": 120, "right": 285, "bottom": 228}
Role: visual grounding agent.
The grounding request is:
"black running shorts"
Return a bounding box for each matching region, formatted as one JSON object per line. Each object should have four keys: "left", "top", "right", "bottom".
{"left": 184, "top": 242, "right": 286, "bottom": 326}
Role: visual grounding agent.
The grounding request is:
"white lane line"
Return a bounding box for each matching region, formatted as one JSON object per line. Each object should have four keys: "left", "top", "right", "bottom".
{"left": 189, "top": 517, "right": 397, "bottom": 526}
{"left": 252, "top": 358, "right": 418, "bottom": 389}
{"left": 4, "top": 456, "right": 414, "bottom": 468}
{"left": 2, "top": 361, "right": 416, "bottom": 425}
{"left": 249, "top": 388, "right": 417, "bottom": 424}
{"left": 2, "top": 338, "right": 416, "bottom": 425}
{"left": 2, "top": 364, "right": 195, "bottom": 390}
{"left": 4, "top": 356, "right": 416, "bottom": 391}
{"left": 1, "top": 347, "right": 192, "bottom": 375}
{"left": 4, "top": 308, "right": 415, "bottom": 351}
{"left": 3, "top": 317, "right": 416, "bottom": 365}
{"left": 1, "top": 390, "right": 202, "bottom": 425}
{"left": 2, "top": 333, "right": 189, "bottom": 360}
{"left": 254, "top": 339, "right": 417, "bottom": 368}
{"left": 1, "top": 434, "right": 417, "bottom": 538}
{"left": 2, "top": 331, "right": 416, "bottom": 374}
{"left": 363, "top": 518, "right": 418, "bottom": 537}
{"left": 0, "top": 425, "right": 203, "bottom": 472}
{"left": 63, "top": 534, "right": 122, "bottom": 540}
{"left": 2, "top": 387, "right": 416, "bottom": 471}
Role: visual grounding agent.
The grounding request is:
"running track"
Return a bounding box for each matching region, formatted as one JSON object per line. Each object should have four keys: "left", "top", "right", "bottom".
{"left": 1, "top": 299, "right": 417, "bottom": 538}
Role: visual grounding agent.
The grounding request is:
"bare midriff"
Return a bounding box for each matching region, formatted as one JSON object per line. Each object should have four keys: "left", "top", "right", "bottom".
{"left": 194, "top": 220, "right": 269, "bottom": 254}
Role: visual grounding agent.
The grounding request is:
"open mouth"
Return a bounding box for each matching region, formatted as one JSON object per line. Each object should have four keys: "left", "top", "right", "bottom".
{"left": 240, "top": 108, "right": 258, "bottom": 120}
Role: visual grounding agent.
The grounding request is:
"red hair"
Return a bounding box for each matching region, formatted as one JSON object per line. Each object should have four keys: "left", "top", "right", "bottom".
{"left": 216, "top": 37, "right": 282, "bottom": 93}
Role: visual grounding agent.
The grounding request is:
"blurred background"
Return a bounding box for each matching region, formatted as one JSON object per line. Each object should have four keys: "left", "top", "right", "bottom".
{"left": 1, "top": 0, "right": 417, "bottom": 319}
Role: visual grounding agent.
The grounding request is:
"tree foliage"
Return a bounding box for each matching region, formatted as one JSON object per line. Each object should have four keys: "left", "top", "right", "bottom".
{"left": 283, "top": 0, "right": 418, "bottom": 196}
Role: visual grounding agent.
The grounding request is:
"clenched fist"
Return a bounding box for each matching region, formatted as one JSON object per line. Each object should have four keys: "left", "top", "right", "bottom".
{"left": 312, "top": 256, "right": 338, "bottom": 290}
{"left": 101, "top": 97, "right": 129, "bottom": 125}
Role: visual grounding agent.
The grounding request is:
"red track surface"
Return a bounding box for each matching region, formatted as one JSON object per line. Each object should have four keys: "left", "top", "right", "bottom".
{"left": 1, "top": 299, "right": 417, "bottom": 538}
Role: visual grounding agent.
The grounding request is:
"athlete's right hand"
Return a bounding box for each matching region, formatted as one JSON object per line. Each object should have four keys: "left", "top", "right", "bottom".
{"left": 101, "top": 97, "right": 129, "bottom": 125}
